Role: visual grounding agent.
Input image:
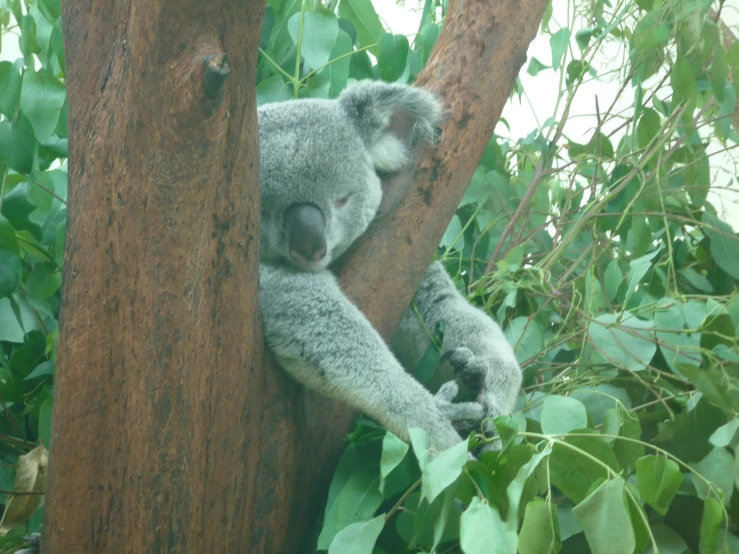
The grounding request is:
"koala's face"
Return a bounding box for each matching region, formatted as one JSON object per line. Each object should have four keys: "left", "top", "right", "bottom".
{"left": 257, "top": 81, "right": 441, "bottom": 272}
{"left": 258, "top": 100, "right": 382, "bottom": 272}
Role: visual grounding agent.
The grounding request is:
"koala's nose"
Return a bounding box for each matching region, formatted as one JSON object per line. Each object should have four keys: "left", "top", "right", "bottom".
{"left": 284, "top": 203, "right": 328, "bottom": 264}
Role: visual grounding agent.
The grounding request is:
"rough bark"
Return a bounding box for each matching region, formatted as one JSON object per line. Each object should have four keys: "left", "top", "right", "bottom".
{"left": 44, "top": 1, "right": 265, "bottom": 552}
{"left": 45, "top": 0, "right": 549, "bottom": 552}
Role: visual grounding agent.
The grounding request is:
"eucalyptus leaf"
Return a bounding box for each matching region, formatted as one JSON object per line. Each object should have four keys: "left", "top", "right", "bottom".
{"left": 338, "top": 0, "right": 383, "bottom": 55}
{"left": 635, "top": 456, "right": 683, "bottom": 515}
{"left": 0, "top": 216, "right": 21, "bottom": 298}
{"left": 541, "top": 395, "right": 588, "bottom": 436}
{"left": 459, "top": 497, "right": 516, "bottom": 554}
{"left": 19, "top": 69, "right": 65, "bottom": 143}
{"left": 288, "top": 8, "right": 339, "bottom": 71}
{"left": 588, "top": 312, "right": 656, "bottom": 372}
{"left": 328, "top": 514, "right": 385, "bottom": 554}
{"left": 421, "top": 439, "right": 467, "bottom": 504}
{"left": 572, "top": 478, "right": 636, "bottom": 554}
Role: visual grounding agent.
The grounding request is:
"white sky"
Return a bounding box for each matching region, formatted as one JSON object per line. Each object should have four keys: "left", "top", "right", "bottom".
{"left": 374, "top": 0, "right": 739, "bottom": 229}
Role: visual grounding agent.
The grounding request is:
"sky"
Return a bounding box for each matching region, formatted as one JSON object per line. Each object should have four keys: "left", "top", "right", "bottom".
{"left": 374, "top": 0, "right": 739, "bottom": 229}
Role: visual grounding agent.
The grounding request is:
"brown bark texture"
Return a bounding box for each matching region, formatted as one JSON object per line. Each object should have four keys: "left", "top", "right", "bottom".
{"left": 44, "top": 0, "right": 265, "bottom": 552}
{"left": 45, "top": 0, "right": 549, "bottom": 552}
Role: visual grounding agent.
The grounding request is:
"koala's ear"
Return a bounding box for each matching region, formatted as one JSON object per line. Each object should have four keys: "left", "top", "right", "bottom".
{"left": 339, "top": 80, "right": 442, "bottom": 173}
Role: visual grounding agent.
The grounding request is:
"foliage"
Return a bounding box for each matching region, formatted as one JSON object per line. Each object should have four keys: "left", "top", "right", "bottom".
{"left": 257, "top": 0, "right": 739, "bottom": 552}
{"left": 1, "top": 0, "right": 739, "bottom": 552}
{"left": 0, "top": 0, "right": 64, "bottom": 544}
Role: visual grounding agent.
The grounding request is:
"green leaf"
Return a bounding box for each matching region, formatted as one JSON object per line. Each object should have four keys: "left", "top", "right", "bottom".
{"left": 698, "top": 497, "right": 723, "bottom": 554}
{"left": 23, "top": 360, "right": 53, "bottom": 380}
{"left": 19, "top": 69, "right": 66, "bottom": 143}
{"left": 678, "top": 267, "right": 713, "bottom": 293}
{"left": 588, "top": 312, "right": 656, "bottom": 372}
{"left": 654, "top": 297, "right": 701, "bottom": 375}
{"left": 38, "top": 393, "right": 52, "bottom": 449}
{"left": 702, "top": 212, "right": 739, "bottom": 279}
{"left": 379, "top": 432, "right": 409, "bottom": 495}
{"left": 0, "top": 216, "right": 21, "bottom": 298}
{"left": 691, "top": 447, "right": 735, "bottom": 506}
{"left": 0, "top": 294, "right": 41, "bottom": 343}
{"left": 646, "top": 524, "right": 688, "bottom": 554}
{"left": 518, "top": 499, "right": 561, "bottom": 554}
{"left": 440, "top": 214, "right": 464, "bottom": 250}
{"left": 527, "top": 57, "right": 550, "bottom": 76}
{"left": 572, "top": 478, "right": 636, "bottom": 554}
{"left": 541, "top": 395, "right": 588, "bottom": 436}
{"left": 636, "top": 107, "right": 661, "bottom": 150}
{"left": 328, "top": 514, "right": 385, "bottom": 554}
{"left": 635, "top": 456, "right": 683, "bottom": 515}
{"left": 716, "top": 82, "right": 736, "bottom": 140}
{"left": 604, "top": 260, "right": 623, "bottom": 302}
{"left": 632, "top": 11, "right": 669, "bottom": 51}
{"left": 575, "top": 28, "right": 594, "bottom": 51}
{"left": 288, "top": 8, "right": 339, "bottom": 71}
{"left": 323, "top": 29, "right": 353, "bottom": 98}
{"left": 670, "top": 55, "right": 696, "bottom": 121}
{"left": 377, "top": 33, "right": 409, "bottom": 83}
{"left": 256, "top": 75, "right": 292, "bottom": 106}
{"left": 550, "top": 28, "right": 570, "bottom": 71}
{"left": 421, "top": 439, "right": 467, "bottom": 504}
{"left": 710, "top": 46, "right": 728, "bottom": 102}
{"left": 584, "top": 267, "right": 606, "bottom": 313}
{"left": 459, "top": 497, "right": 516, "bottom": 554}
{"left": 709, "top": 419, "right": 739, "bottom": 448}
{"left": 0, "top": 114, "right": 37, "bottom": 174}
{"left": 0, "top": 59, "right": 23, "bottom": 118}
{"left": 317, "top": 444, "right": 384, "bottom": 549}
{"left": 571, "top": 385, "right": 632, "bottom": 426}
{"left": 25, "top": 263, "right": 61, "bottom": 301}
{"left": 550, "top": 435, "right": 620, "bottom": 503}
{"left": 504, "top": 317, "right": 544, "bottom": 364}
{"left": 415, "top": 23, "right": 439, "bottom": 67}
{"left": 625, "top": 249, "right": 660, "bottom": 301}
{"left": 493, "top": 415, "right": 519, "bottom": 454}
{"left": 612, "top": 407, "right": 644, "bottom": 469}
{"left": 408, "top": 427, "right": 429, "bottom": 471}
{"left": 338, "top": 0, "right": 383, "bottom": 55}
{"left": 684, "top": 152, "right": 710, "bottom": 208}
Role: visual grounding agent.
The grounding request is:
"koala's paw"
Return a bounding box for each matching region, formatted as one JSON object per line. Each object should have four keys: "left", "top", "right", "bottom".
{"left": 433, "top": 381, "right": 484, "bottom": 424}
{"left": 441, "top": 347, "right": 487, "bottom": 391}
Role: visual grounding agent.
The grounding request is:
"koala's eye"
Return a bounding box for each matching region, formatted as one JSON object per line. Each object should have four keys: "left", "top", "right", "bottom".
{"left": 334, "top": 195, "right": 351, "bottom": 209}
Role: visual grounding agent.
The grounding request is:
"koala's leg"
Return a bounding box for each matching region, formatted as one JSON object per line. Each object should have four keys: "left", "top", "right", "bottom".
{"left": 260, "top": 263, "right": 484, "bottom": 454}
{"left": 392, "top": 262, "right": 522, "bottom": 431}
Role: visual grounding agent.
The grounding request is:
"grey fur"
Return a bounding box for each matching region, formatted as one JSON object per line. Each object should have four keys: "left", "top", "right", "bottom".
{"left": 259, "top": 80, "right": 522, "bottom": 454}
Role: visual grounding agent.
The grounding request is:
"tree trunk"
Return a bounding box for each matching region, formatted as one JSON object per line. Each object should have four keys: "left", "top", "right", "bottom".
{"left": 44, "top": 0, "right": 549, "bottom": 552}
{"left": 44, "top": 0, "right": 265, "bottom": 552}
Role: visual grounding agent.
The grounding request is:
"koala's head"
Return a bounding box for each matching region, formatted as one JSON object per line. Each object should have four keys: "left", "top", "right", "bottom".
{"left": 258, "top": 80, "right": 442, "bottom": 272}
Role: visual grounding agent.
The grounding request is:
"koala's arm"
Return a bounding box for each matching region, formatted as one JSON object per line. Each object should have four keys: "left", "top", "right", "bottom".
{"left": 392, "top": 262, "right": 522, "bottom": 420}
{"left": 260, "top": 263, "right": 484, "bottom": 453}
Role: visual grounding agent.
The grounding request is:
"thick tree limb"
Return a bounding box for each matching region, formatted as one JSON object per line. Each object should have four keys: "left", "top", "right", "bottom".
{"left": 44, "top": 1, "right": 264, "bottom": 552}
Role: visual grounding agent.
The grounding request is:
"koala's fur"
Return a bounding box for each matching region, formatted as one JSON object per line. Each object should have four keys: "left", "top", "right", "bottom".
{"left": 259, "top": 81, "right": 522, "bottom": 454}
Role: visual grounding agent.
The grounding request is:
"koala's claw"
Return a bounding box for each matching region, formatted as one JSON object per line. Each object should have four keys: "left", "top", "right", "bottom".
{"left": 441, "top": 347, "right": 487, "bottom": 391}
{"left": 433, "top": 381, "right": 485, "bottom": 423}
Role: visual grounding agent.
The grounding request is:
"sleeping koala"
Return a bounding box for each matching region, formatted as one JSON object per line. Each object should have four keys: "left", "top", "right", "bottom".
{"left": 259, "top": 80, "right": 522, "bottom": 454}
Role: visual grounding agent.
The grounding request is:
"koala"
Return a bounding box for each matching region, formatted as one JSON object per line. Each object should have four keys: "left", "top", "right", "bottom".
{"left": 259, "top": 80, "right": 522, "bottom": 454}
